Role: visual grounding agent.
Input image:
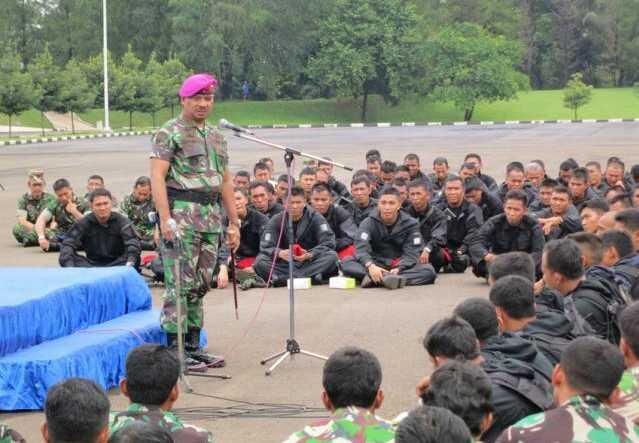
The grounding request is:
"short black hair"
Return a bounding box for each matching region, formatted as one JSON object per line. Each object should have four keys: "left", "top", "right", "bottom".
{"left": 421, "top": 360, "right": 493, "bottom": 437}
{"left": 45, "top": 378, "right": 110, "bottom": 443}
{"left": 53, "top": 178, "right": 71, "bottom": 192}
{"left": 108, "top": 421, "right": 173, "bottom": 443}
{"left": 311, "top": 182, "right": 331, "bottom": 195}
{"left": 488, "top": 252, "right": 535, "bottom": 283}
{"left": 506, "top": 161, "right": 525, "bottom": 175}
{"left": 89, "top": 188, "right": 112, "bottom": 203}
{"left": 607, "top": 156, "right": 625, "bottom": 170}
{"left": 553, "top": 184, "right": 572, "bottom": 198}
{"left": 408, "top": 178, "right": 431, "bottom": 193}
{"left": 464, "top": 177, "right": 483, "bottom": 193}
{"left": 365, "top": 149, "right": 381, "bottom": 161}
{"left": 433, "top": 157, "right": 448, "bottom": 167}
{"left": 464, "top": 153, "right": 482, "bottom": 163}
{"left": 391, "top": 178, "right": 407, "bottom": 188}
{"left": 396, "top": 165, "right": 410, "bottom": 173}
{"left": 367, "top": 157, "right": 381, "bottom": 166}
{"left": 235, "top": 170, "right": 251, "bottom": 179}
{"left": 380, "top": 186, "right": 401, "bottom": 199}
{"left": 610, "top": 194, "right": 633, "bottom": 209}
{"left": 581, "top": 199, "right": 609, "bottom": 214}
{"left": 601, "top": 229, "right": 635, "bottom": 259}
{"left": 299, "top": 167, "right": 317, "bottom": 178}
{"left": 560, "top": 158, "right": 579, "bottom": 171}
{"left": 253, "top": 162, "right": 270, "bottom": 174}
{"left": 585, "top": 160, "right": 602, "bottom": 171}
{"left": 540, "top": 178, "right": 558, "bottom": 189}
{"left": 381, "top": 160, "right": 397, "bottom": 174}
{"left": 544, "top": 239, "right": 584, "bottom": 280}
{"left": 620, "top": 301, "right": 639, "bottom": 359}
{"left": 404, "top": 153, "right": 420, "bottom": 162}
{"left": 125, "top": 344, "right": 179, "bottom": 405}
{"left": 489, "top": 275, "right": 535, "bottom": 319}
{"left": 88, "top": 174, "right": 104, "bottom": 183}
{"left": 351, "top": 175, "right": 371, "bottom": 188}
{"left": 453, "top": 298, "right": 499, "bottom": 342}
{"left": 460, "top": 162, "right": 478, "bottom": 172}
{"left": 444, "top": 175, "right": 464, "bottom": 188}
{"left": 423, "top": 317, "right": 480, "bottom": 361}
{"left": 560, "top": 337, "right": 625, "bottom": 399}
{"left": 614, "top": 208, "right": 639, "bottom": 233}
{"left": 571, "top": 167, "right": 589, "bottom": 183}
{"left": 568, "top": 232, "right": 603, "bottom": 265}
{"left": 134, "top": 176, "right": 151, "bottom": 188}
{"left": 322, "top": 346, "right": 382, "bottom": 409}
{"left": 396, "top": 405, "right": 472, "bottom": 443}
{"left": 277, "top": 174, "right": 293, "bottom": 185}
{"left": 288, "top": 186, "right": 306, "bottom": 199}
{"left": 249, "top": 180, "right": 273, "bottom": 194}
{"left": 504, "top": 189, "right": 527, "bottom": 206}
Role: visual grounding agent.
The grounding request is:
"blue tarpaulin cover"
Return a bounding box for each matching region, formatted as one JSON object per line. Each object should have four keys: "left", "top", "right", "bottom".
{"left": 0, "top": 267, "right": 151, "bottom": 357}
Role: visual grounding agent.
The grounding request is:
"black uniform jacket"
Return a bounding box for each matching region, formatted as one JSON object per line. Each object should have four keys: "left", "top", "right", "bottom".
{"left": 407, "top": 204, "right": 447, "bottom": 252}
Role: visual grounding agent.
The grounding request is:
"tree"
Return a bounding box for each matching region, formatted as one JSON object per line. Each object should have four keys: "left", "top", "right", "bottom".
{"left": 0, "top": 51, "right": 39, "bottom": 137}
{"left": 55, "top": 59, "right": 95, "bottom": 133}
{"left": 29, "top": 46, "right": 62, "bottom": 136}
{"left": 423, "top": 23, "right": 527, "bottom": 121}
{"left": 307, "top": 0, "right": 426, "bottom": 122}
{"left": 142, "top": 53, "right": 165, "bottom": 127}
{"left": 563, "top": 73, "right": 593, "bottom": 119}
{"left": 161, "top": 56, "right": 189, "bottom": 118}
{"left": 112, "top": 46, "right": 143, "bottom": 129}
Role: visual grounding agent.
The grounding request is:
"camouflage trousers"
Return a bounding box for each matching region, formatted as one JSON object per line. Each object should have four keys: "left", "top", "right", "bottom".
{"left": 160, "top": 229, "right": 219, "bottom": 334}
{"left": 12, "top": 224, "right": 55, "bottom": 246}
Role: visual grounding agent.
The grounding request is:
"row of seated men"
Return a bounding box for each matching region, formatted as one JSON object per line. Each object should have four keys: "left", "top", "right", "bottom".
{"left": 7, "top": 251, "right": 639, "bottom": 442}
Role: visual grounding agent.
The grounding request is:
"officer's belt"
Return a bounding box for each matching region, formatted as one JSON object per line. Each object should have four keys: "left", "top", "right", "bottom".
{"left": 167, "top": 188, "right": 218, "bottom": 206}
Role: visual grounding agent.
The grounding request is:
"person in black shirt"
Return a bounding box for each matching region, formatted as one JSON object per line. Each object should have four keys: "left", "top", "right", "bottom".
{"left": 403, "top": 153, "right": 427, "bottom": 180}
{"left": 464, "top": 153, "right": 498, "bottom": 193}
{"left": 249, "top": 180, "right": 283, "bottom": 218}
{"left": 59, "top": 188, "right": 140, "bottom": 268}
{"left": 310, "top": 183, "right": 356, "bottom": 260}
{"left": 464, "top": 177, "right": 503, "bottom": 221}
{"left": 346, "top": 175, "right": 378, "bottom": 226}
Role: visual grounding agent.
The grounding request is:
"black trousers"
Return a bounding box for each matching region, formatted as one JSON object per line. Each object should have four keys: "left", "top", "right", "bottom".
{"left": 341, "top": 258, "right": 436, "bottom": 285}
{"left": 59, "top": 253, "right": 140, "bottom": 270}
{"left": 253, "top": 250, "right": 339, "bottom": 283}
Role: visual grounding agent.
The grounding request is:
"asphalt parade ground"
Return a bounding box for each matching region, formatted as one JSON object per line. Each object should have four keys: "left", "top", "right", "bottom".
{"left": 0, "top": 122, "right": 638, "bottom": 442}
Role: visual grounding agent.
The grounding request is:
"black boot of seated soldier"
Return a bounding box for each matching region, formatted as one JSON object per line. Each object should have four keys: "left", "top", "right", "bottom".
{"left": 166, "top": 332, "right": 207, "bottom": 370}
{"left": 185, "top": 328, "right": 225, "bottom": 367}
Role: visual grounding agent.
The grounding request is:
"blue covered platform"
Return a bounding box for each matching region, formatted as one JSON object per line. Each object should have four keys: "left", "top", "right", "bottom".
{"left": 0, "top": 267, "right": 151, "bottom": 357}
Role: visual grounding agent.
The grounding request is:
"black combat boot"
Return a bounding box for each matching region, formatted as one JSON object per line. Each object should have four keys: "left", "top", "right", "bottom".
{"left": 185, "top": 328, "right": 225, "bottom": 367}
{"left": 166, "top": 333, "right": 208, "bottom": 372}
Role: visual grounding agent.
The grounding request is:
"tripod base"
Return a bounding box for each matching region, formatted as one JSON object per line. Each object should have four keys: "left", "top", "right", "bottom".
{"left": 260, "top": 339, "right": 327, "bottom": 376}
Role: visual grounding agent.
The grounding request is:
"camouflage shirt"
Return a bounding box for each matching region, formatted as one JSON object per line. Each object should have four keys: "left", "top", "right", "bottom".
{"left": 16, "top": 192, "right": 56, "bottom": 223}
{"left": 150, "top": 115, "right": 229, "bottom": 233}
{"left": 109, "top": 403, "right": 213, "bottom": 443}
{"left": 283, "top": 406, "right": 395, "bottom": 442}
{"left": 615, "top": 366, "right": 639, "bottom": 425}
{"left": 0, "top": 425, "right": 24, "bottom": 442}
{"left": 496, "top": 394, "right": 639, "bottom": 443}
{"left": 41, "top": 195, "right": 88, "bottom": 233}
{"left": 120, "top": 193, "right": 156, "bottom": 240}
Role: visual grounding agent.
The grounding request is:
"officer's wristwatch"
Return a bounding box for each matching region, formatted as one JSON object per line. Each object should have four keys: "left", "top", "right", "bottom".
{"left": 423, "top": 246, "right": 432, "bottom": 254}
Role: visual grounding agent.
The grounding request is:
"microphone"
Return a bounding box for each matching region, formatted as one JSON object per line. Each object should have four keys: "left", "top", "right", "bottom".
{"left": 219, "top": 118, "right": 254, "bottom": 135}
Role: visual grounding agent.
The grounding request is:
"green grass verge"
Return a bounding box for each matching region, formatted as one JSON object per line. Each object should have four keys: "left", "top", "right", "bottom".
{"left": 0, "top": 110, "right": 53, "bottom": 129}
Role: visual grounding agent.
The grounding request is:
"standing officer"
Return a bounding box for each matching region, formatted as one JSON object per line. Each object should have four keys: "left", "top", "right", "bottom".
{"left": 150, "top": 73, "right": 240, "bottom": 368}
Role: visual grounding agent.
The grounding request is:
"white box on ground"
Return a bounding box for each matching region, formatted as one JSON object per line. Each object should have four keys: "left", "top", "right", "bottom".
{"left": 329, "top": 277, "right": 357, "bottom": 289}
{"left": 287, "top": 278, "right": 312, "bottom": 290}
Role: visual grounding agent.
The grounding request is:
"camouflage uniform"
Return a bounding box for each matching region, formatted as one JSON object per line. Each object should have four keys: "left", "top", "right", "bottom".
{"left": 0, "top": 425, "right": 24, "bottom": 442}
{"left": 109, "top": 403, "right": 213, "bottom": 443}
{"left": 496, "top": 394, "right": 639, "bottom": 442}
{"left": 615, "top": 366, "right": 639, "bottom": 425}
{"left": 120, "top": 193, "right": 156, "bottom": 245}
{"left": 12, "top": 192, "right": 56, "bottom": 245}
{"left": 41, "top": 195, "right": 89, "bottom": 239}
{"left": 283, "top": 406, "right": 395, "bottom": 442}
{"left": 151, "top": 115, "right": 228, "bottom": 333}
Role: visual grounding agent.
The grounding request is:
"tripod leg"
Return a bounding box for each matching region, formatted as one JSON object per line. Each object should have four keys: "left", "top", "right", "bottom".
{"left": 265, "top": 351, "right": 291, "bottom": 376}
{"left": 260, "top": 350, "right": 288, "bottom": 365}
{"left": 299, "top": 349, "right": 328, "bottom": 361}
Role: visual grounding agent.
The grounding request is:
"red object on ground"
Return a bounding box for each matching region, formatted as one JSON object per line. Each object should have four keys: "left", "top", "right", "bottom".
{"left": 236, "top": 257, "right": 256, "bottom": 269}
{"left": 338, "top": 245, "right": 355, "bottom": 260}
{"left": 390, "top": 257, "right": 401, "bottom": 268}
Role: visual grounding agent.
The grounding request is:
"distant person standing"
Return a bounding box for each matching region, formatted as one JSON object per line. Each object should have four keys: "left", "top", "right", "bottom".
{"left": 242, "top": 80, "right": 249, "bottom": 102}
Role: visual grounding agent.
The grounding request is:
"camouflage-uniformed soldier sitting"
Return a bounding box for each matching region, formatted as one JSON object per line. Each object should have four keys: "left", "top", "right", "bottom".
{"left": 120, "top": 176, "right": 157, "bottom": 251}
{"left": 35, "top": 178, "right": 87, "bottom": 252}
{"left": 12, "top": 169, "right": 56, "bottom": 247}
{"left": 497, "top": 337, "right": 639, "bottom": 443}
{"left": 0, "top": 425, "right": 24, "bottom": 443}
{"left": 614, "top": 301, "right": 639, "bottom": 424}
{"left": 110, "top": 344, "right": 213, "bottom": 443}
{"left": 283, "top": 347, "right": 395, "bottom": 443}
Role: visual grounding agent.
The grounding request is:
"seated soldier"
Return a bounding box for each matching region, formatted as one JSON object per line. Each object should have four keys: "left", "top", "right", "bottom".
{"left": 421, "top": 317, "right": 552, "bottom": 443}
{"left": 233, "top": 170, "right": 251, "bottom": 190}
{"left": 59, "top": 189, "right": 141, "bottom": 268}
{"left": 464, "top": 153, "right": 498, "bottom": 192}
{"left": 13, "top": 169, "right": 56, "bottom": 246}
{"left": 380, "top": 160, "right": 397, "bottom": 185}
{"left": 542, "top": 238, "right": 622, "bottom": 343}
{"left": 407, "top": 179, "right": 447, "bottom": 272}
{"left": 497, "top": 162, "right": 539, "bottom": 207}
{"left": 366, "top": 157, "right": 383, "bottom": 190}
{"left": 391, "top": 178, "right": 411, "bottom": 210}
{"left": 614, "top": 301, "right": 639, "bottom": 423}
{"left": 43, "top": 378, "right": 110, "bottom": 443}
{"left": 298, "top": 167, "right": 317, "bottom": 202}
{"left": 342, "top": 187, "right": 436, "bottom": 289}
{"left": 283, "top": 346, "right": 394, "bottom": 443}
{"left": 253, "top": 186, "right": 338, "bottom": 286}
{"left": 427, "top": 157, "right": 454, "bottom": 195}
{"left": 253, "top": 161, "right": 271, "bottom": 182}
{"left": 535, "top": 185, "right": 582, "bottom": 239}
{"left": 108, "top": 421, "right": 172, "bottom": 443}
{"left": 217, "top": 187, "right": 269, "bottom": 290}
{"left": 249, "top": 180, "right": 283, "bottom": 218}
{"left": 528, "top": 177, "right": 557, "bottom": 212}
{"left": 318, "top": 157, "right": 351, "bottom": 203}
{"left": 35, "top": 178, "right": 88, "bottom": 252}
{"left": 436, "top": 176, "right": 483, "bottom": 273}
{"left": 557, "top": 158, "right": 578, "bottom": 186}
{"left": 395, "top": 405, "right": 472, "bottom": 443}
{"left": 403, "top": 153, "right": 426, "bottom": 180}
{"left": 0, "top": 425, "right": 24, "bottom": 443}
{"left": 110, "top": 344, "right": 213, "bottom": 443}
{"left": 119, "top": 176, "right": 156, "bottom": 251}
{"left": 310, "top": 183, "right": 356, "bottom": 260}
{"left": 420, "top": 360, "right": 494, "bottom": 441}
{"left": 454, "top": 298, "right": 554, "bottom": 383}
{"left": 615, "top": 208, "right": 639, "bottom": 251}
{"left": 600, "top": 230, "right": 639, "bottom": 300}
{"left": 525, "top": 161, "right": 545, "bottom": 189}
{"left": 580, "top": 199, "right": 609, "bottom": 233}
{"left": 275, "top": 174, "right": 294, "bottom": 204}
{"left": 610, "top": 193, "right": 634, "bottom": 212}
{"left": 605, "top": 156, "right": 631, "bottom": 190}
{"left": 394, "top": 165, "right": 411, "bottom": 183}
{"left": 496, "top": 337, "right": 637, "bottom": 443}
{"left": 586, "top": 160, "right": 608, "bottom": 197}
{"left": 346, "top": 175, "right": 377, "bottom": 226}
{"left": 471, "top": 190, "right": 545, "bottom": 278}
{"left": 605, "top": 185, "right": 627, "bottom": 203}
{"left": 569, "top": 167, "right": 597, "bottom": 212}
{"left": 463, "top": 177, "right": 503, "bottom": 221}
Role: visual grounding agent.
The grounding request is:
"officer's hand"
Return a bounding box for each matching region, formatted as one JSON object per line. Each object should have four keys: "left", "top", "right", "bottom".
{"left": 217, "top": 265, "right": 229, "bottom": 289}
{"left": 419, "top": 250, "right": 430, "bottom": 264}
{"left": 416, "top": 376, "right": 431, "bottom": 397}
{"left": 534, "top": 279, "right": 545, "bottom": 295}
{"left": 38, "top": 238, "right": 50, "bottom": 251}
{"left": 226, "top": 226, "right": 240, "bottom": 251}
{"left": 368, "top": 264, "right": 386, "bottom": 283}
{"left": 278, "top": 249, "right": 291, "bottom": 262}
{"left": 484, "top": 253, "right": 497, "bottom": 263}
{"left": 160, "top": 219, "right": 175, "bottom": 241}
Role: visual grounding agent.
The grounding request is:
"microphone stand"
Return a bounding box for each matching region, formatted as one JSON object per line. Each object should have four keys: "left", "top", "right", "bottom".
{"left": 225, "top": 128, "right": 352, "bottom": 375}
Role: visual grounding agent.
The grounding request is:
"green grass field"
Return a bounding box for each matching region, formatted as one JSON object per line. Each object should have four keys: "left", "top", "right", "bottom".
{"left": 2, "top": 88, "right": 638, "bottom": 132}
